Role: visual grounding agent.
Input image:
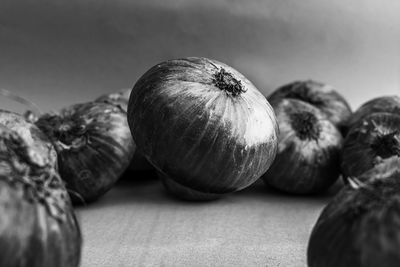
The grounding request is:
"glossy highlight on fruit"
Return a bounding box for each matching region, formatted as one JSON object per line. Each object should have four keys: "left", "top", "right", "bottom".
{"left": 0, "top": 125, "right": 81, "bottom": 267}
{"left": 346, "top": 95, "right": 400, "bottom": 132}
{"left": 308, "top": 175, "right": 400, "bottom": 267}
{"left": 36, "top": 102, "right": 135, "bottom": 203}
{"left": 341, "top": 112, "right": 400, "bottom": 182}
{"left": 262, "top": 98, "right": 343, "bottom": 194}
{"left": 128, "top": 57, "right": 279, "bottom": 200}
{"left": 268, "top": 80, "right": 352, "bottom": 134}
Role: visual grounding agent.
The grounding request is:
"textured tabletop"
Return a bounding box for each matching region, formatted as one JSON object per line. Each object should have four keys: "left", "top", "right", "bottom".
{"left": 77, "top": 172, "right": 339, "bottom": 267}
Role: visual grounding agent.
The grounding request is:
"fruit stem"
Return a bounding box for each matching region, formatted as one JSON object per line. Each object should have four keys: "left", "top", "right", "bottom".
{"left": 213, "top": 68, "right": 246, "bottom": 96}
{"left": 36, "top": 115, "right": 87, "bottom": 151}
{"left": 371, "top": 131, "right": 400, "bottom": 158}
{"left": 289, "top": 111, "right": 321, "bottom": 141}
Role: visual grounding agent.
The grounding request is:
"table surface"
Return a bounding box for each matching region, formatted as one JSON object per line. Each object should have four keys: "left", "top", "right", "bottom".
{"left": 77, "top": 171, "right": 342, "bottom": 267}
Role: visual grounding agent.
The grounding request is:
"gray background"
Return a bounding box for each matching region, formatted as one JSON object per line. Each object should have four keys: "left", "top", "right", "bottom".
{"left": 0, "top": 0, "right": 399, "bottom": 113}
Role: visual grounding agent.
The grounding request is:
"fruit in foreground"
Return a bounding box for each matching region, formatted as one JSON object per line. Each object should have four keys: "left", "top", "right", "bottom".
{"left": 308, "top": 175, "right": 400, "bottom": 267}
{"left": 128, "top": 57, "right": 279, "bottom": 200}
{"left": 0, "top": 110, "right": 57, "bottom": 169}
{"left": 0, "top": 125, "right": 81, "bottom": 267}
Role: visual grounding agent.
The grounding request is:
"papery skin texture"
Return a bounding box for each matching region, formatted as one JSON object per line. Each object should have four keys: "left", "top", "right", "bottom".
{"left": 346, "top": 95, "right": 400, "bottom": 132}
{"left": 0, "top": 125, "right": 81, "bottom": 267}
{"left": 262, "top": 99, "right": 343, "bottom": 194}
{"left": 308, "top": 175, "right": 400, "bottom": 267}
{"left": 341, "top": 113, "right": 400, "bottom": 182}
{"left": 36, "top": 102, "right": 135, "bottom": 203}
{"left": 95, "top": 88, "right": 131, "bottom": 112}
{"left": 0, "top": 110, "right": 57, "bottom": 169}
{"left": 96, "top": 89, "right": 154, "bottom": 171}
{"left": 268, "top": 80, "right": 352, "bottom": 134}
{"left": 128, "top": 57, "right": 279, "bottom": 198}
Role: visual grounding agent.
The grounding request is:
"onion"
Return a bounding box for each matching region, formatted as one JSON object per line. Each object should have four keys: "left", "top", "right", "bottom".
{"left": 158, "top": 171, "right": 220, "bottom": 201}
{"left": 308, "top": 175, "right": 400, "bottom": 267}
{"left": 262, "top": 98, "right": 343, "bottom": 194}
{"left": 0, "top": 110, "right": 57, "bottom": 169}
{"left": 346, "top": 95, "right": 400, "bottom": 132}
{"left": 95, "top": 88, "right": 131, "bottom": 113}
{"left": 128, "top": 57, "right": 279, "bottom": 200}
{"left": 95, "top": 89, "right": 154, "bottom": 172}
{"left": 35, "top": 102, "right": 135, "bottom": 203}
{"left": 341, "top": 112, "right": 400, "bottom": 182}
{"left": 268, "top": 80, "right": 352, "bottom": 134}
{"left": 0, "top": 124, "right": 81, "bottom": 267}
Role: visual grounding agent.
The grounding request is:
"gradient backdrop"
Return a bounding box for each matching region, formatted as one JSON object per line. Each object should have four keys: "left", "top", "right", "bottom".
{"left": 0, "top": 0, "right": 399, "bottom": 112}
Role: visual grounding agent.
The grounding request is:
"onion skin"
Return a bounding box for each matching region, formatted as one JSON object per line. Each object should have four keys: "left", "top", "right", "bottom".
{"left": 268, "top": 80, "right": 352, "bottom": 134}
{"left": 346, "top": 95, "right": 400, "bottom": 132}
{"left": 341, "top": 112, "right": 400, "bottom": 182}
{"left": 157, "top": 171, "right": 220, "bottom": 201}
{"left": 36, "top": 102, "right": 135, "bottom": 203}
{"left": 95, "top": 89, "right": 154, "bottom": 172}
{"left": 308, "top": 175, "right": 400, "bottom": 267}
{"left": 128, "top": 57, "right": 279, "bottom": 199}
{"left": 95, "top": 88, "right": 131, "bottom": 114}
{"left": 262, "top": 99, "right": 342, "bottom": 194}
{"left": 0, "top": 110, "right": 57, "bottom": 169}
{"left": 0, "top": 125, "right": 81, "bottom": 267}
